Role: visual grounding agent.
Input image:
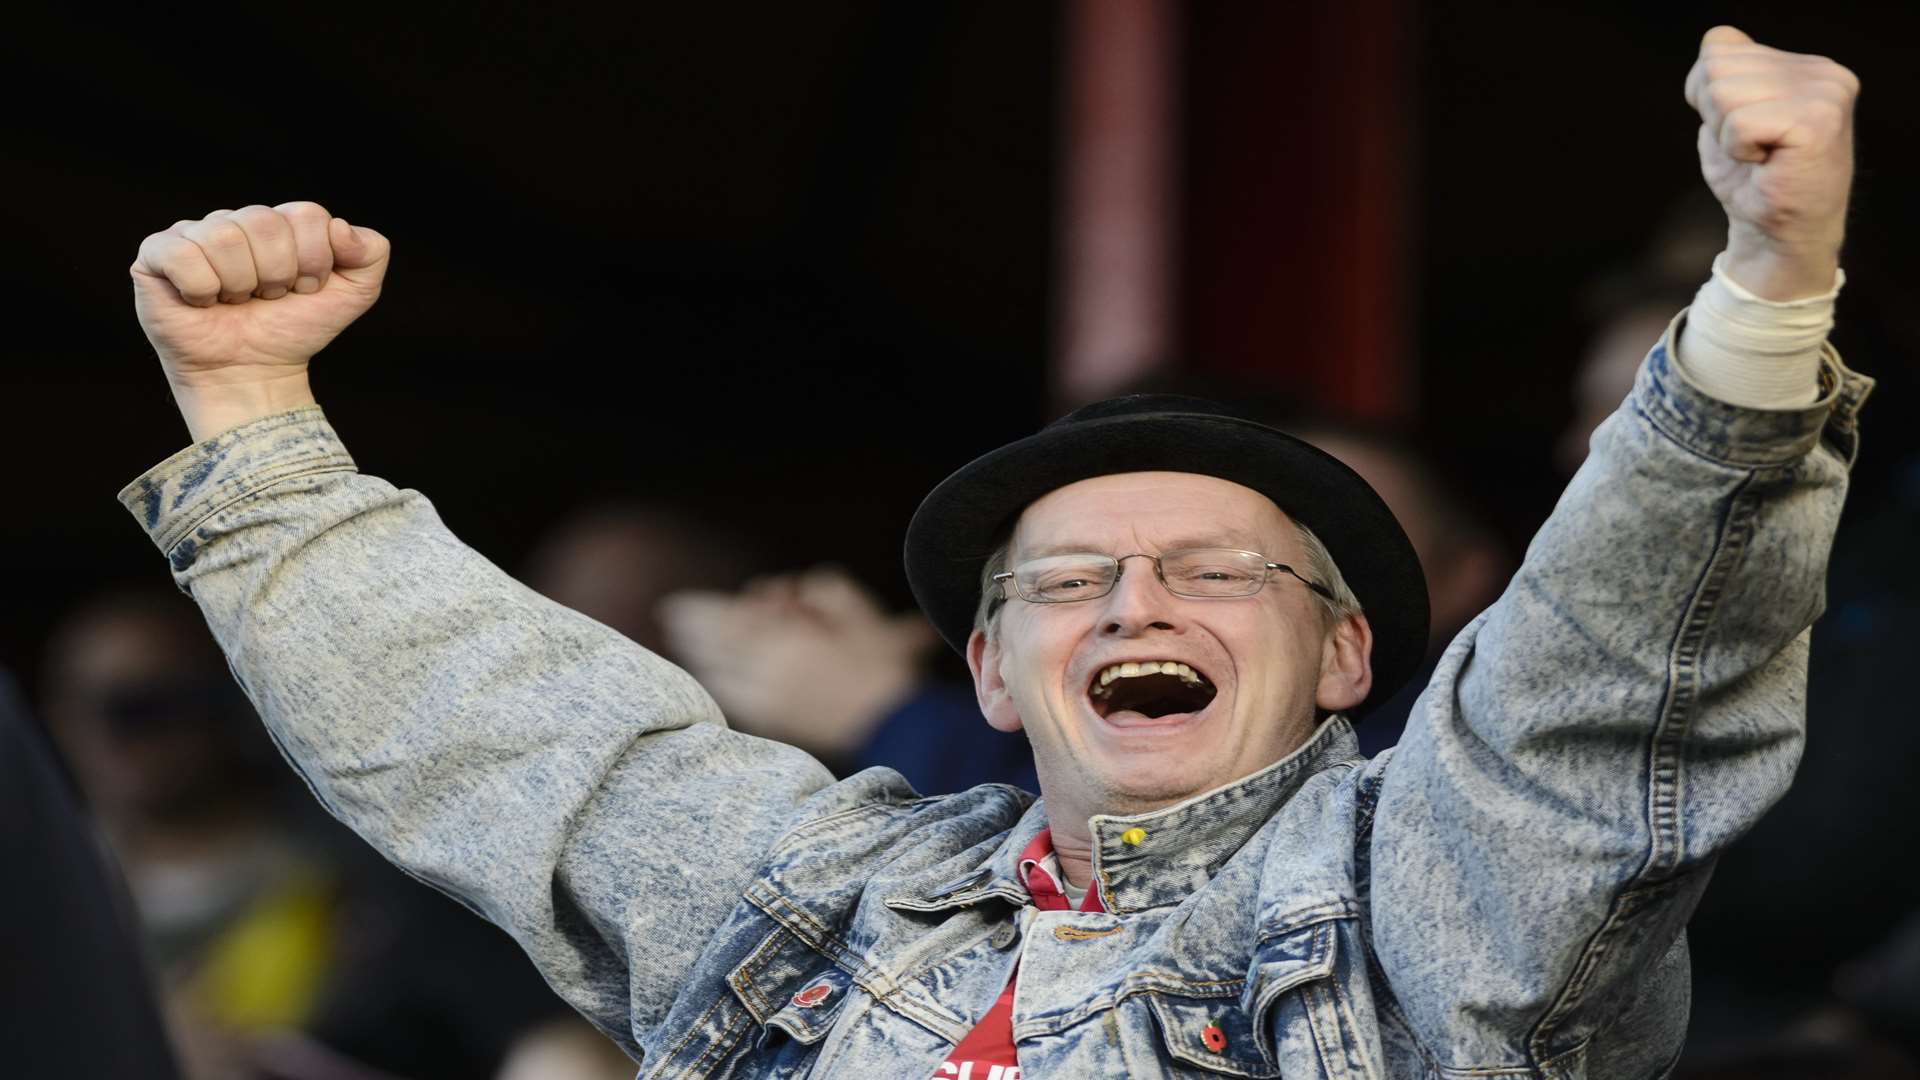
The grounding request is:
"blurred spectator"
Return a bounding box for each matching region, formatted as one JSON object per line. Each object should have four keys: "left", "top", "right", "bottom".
{"left": 1558, "top": 192, "right": 1726, "bottom": 473}
{"left": 41, "top": 589, "right": 574, "bottom": 1079}
{"left": 494, "top": 1017, "right": 635, "bottom": 1080}
{"left": 1, "top": 666, "right": 181, "bottom": 1079}
{"left": 528, "top": 500, "right": 1035, "bottom": 793}
{"left": 660, "top": 566, "right": 1039, "bottom": 792}
{"left": 525, "top": 500, "right": 762, "bottom": 657}
{"left": 42, "top": 589, "right": 325, "bottom": 1078}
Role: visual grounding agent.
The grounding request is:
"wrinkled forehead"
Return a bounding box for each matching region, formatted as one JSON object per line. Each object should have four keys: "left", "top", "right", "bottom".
{"left": 1009, "top": 471, "right": 1298, "bottom": 557}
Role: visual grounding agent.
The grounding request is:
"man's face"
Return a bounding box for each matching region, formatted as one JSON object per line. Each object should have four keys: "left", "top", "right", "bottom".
{"left": 967, "top": 471, "right": 1371, "bottom": 817}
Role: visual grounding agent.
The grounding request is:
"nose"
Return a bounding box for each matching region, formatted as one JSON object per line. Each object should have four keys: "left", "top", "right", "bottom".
{"left": 1099, "top": 555, "right": 1180, "bottom": 637}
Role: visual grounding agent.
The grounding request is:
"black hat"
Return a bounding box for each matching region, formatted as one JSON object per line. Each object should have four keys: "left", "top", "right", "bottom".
{"left": 903, "top": 394, "right": 1429, "bottom": 717}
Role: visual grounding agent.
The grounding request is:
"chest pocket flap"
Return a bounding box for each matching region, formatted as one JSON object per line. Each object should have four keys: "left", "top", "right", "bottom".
{"left": 1248, "top": 917, "right": 1340, "bottom": 1016}
{"left": 1147, "top": 992, "right": 1283, "bottom": 1078}
{"left": 727, "top": 930, "right": 857, "bottom": 1047}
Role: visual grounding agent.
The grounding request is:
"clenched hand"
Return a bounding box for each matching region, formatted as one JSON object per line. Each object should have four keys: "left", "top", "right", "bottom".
{"left": 131, "top": 202, "right": 390, "bottom": 441}
{"left": 1686, "top": 26, "right": 1859, "bottom": 300}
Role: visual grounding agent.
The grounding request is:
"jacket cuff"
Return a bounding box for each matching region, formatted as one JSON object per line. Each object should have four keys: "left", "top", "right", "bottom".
{"left": 117, "top": 407, "right": 356, "bottom": 559}
{"left": 1639, "top": 311, "right": 1873, "bottom": 469}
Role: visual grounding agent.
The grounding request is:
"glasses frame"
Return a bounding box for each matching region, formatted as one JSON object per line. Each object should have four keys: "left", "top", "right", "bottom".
{"left": 990, "top": 548, "right": 1334, "bottom": 609}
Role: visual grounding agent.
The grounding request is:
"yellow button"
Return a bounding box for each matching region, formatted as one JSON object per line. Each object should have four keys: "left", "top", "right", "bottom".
{"left": 1121, "top": 828, "right": 1147, "bottom": 846}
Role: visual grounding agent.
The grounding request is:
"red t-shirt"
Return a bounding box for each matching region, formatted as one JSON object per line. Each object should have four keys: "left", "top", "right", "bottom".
{"left": 933, "top": 829, "right": 1104, "bottom": 1080}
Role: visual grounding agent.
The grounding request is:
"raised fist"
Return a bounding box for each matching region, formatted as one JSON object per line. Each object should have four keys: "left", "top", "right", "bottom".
{"left": 1685, "top": 27, "right": 1858, "bottom": 298}
{"left": 130, "top": 202, "right": 389, "bottom": 439}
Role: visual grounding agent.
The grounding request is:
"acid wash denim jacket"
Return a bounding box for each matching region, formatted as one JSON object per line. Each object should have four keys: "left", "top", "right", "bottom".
{"left": 122, "top": 328, "right": 1870, "bottom": 1079}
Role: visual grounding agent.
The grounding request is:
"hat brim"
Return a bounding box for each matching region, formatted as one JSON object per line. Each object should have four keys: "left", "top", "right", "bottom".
{"left": 903, "top": 410, "right": 1429, "bottom": 718}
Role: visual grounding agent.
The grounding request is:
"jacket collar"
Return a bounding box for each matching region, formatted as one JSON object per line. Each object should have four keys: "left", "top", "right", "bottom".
{"left": 891, "top": 717, "right": 1362, "bottom": 915}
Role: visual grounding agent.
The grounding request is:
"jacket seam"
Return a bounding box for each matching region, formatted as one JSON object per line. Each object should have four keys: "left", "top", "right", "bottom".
{"left": 1524, "top": 470, "right": 1757, "bottom": 1063}
{"left": 652, "top": 987, "right": 752, "bottom": 1080}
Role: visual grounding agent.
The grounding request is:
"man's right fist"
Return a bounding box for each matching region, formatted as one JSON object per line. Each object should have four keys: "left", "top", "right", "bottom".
{"left": 131, "top": 202, "right": 389, "bottom": 441}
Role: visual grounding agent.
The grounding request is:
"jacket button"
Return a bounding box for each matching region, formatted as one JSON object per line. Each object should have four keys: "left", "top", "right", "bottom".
{"left": 1121, "top": 827, "right": 1147, "bottom": 846}
{"left": 989, "top": 922, "right": 1018, "bottom": 950}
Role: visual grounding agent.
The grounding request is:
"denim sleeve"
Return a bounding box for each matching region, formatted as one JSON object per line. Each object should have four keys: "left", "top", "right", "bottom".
{"left": 117, "top": 408, "right": 840, "bottom": 1056}
{"left": 1369, "top": 319, "right": 1873, "bottom": 1072}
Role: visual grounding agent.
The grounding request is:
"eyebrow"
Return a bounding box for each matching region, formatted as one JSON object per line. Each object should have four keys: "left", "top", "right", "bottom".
{"left": 1018, "top": 534, "right": 1274, "bottom": 559}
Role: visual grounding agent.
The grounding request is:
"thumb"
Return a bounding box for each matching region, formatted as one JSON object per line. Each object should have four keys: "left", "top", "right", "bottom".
{"left": 1701, "top": 25, "right": 1755, "bottom": 50}
{"left": 327, "top": 217, "right": 392, "bottom": 273}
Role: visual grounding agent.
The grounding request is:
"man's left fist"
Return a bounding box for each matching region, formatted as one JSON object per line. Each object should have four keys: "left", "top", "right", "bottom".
{"left": 1685, "top": 26, "right": 1858, "bottom": 299}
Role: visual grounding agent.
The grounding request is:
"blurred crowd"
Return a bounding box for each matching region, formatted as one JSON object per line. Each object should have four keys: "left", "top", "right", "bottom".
{"left": 8, "top": 198, "right": 1917, "bottom": 1078}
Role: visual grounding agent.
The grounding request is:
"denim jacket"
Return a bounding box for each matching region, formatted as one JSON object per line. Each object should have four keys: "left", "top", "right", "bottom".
{"left": 121, "top": 326, "right": 1870, "bottom": 1078}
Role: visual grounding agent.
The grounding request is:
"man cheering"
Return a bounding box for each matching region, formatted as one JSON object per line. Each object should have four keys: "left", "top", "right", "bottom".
{"left": 121, "top": 27, "right": 1868, "bottom": 1077}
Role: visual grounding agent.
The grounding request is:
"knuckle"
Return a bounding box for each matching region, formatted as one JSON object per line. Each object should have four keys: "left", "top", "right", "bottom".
{"left": 275, "top": 199, "right": 331, "bottom": 224}
{"left": 197, "top": 220, "right": 249, "bottom": 249}
{"left": 234, "top": 204, "right": 291, "bottom": 236}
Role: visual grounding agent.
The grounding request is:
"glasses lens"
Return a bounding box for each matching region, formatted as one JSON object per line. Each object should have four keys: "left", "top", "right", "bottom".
{"left": 1161, "top": 549, "right": 1268, "bottom": 597}
{"left": 1014, "top": 554, "right": 1119, "bottom": 602}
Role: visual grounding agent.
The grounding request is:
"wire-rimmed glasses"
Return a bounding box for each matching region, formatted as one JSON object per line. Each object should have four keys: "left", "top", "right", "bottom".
{"left": 991, "top": 548, "right": 1332, "bottom": 607}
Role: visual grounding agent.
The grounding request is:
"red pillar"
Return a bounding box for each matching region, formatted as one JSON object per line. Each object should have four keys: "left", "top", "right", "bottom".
{"left": 1181, "top": 0, "right": 1413, "bottom": 420}
{"left": 1053, "top": 0, "right": 1182, "bottom": 409}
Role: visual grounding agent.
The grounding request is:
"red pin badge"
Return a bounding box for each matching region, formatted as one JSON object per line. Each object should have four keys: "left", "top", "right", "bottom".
{"left": 792, "top": 983, "right": 834, "bottom": 1009}
{"left": 1202, "top": 1020, "right": 1228, "bottom": 1053}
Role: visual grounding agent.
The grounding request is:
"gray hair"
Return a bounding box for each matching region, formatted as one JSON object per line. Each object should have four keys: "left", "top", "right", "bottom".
{"left": 973, "top": 521, "right": 1363, "bottom": 639}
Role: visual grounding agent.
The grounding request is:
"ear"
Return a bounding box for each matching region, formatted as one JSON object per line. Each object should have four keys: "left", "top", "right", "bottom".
{"left": 966, "top": 628, "right": 1025, "bottom": 733}
{"left": 1314, "top": 613, "right": 1374, "bottom": 714}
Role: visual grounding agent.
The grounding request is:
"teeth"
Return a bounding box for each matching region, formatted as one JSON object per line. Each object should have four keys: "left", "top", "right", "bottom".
{"left": 1094, "top": 661, "right": 1206, "bottom": 690}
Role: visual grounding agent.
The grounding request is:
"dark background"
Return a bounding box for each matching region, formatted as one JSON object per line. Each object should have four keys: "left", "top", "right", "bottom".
{"left": 3, "top": 3, "right": 1913, "bottom": 699}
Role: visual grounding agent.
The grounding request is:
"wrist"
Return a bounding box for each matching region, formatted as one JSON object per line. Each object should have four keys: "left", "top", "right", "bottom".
{"left": 1723, "top": 223, "right": 1843, "bottom": 302}
{"left": 167, "top": 370, "right": 317, "bottom": 443}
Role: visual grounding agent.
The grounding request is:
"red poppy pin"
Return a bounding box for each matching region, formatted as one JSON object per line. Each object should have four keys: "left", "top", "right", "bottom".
{"left": 1202, "top": 1020, "right": 1228, "bottom": 1053}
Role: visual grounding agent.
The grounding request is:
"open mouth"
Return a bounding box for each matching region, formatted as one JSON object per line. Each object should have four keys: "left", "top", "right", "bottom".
{"left": 1088, "top": 660, "right": 1218, "bottom": 722}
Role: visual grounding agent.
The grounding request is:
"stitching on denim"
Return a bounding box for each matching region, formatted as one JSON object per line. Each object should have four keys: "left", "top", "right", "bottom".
{"left": 724, "top": 928, "right": 792, "bottom": 1023}
{"left": 1123, "top": 971, "right": 1244, "bottom": 994}
{"left": 1534, "top": 1036, "right": 1590, "bottom": 1078}
{"left": 1326, "top": 959, "right": 1383, "bottom": 1080}
{"left": 654, "top": 987, "right": 745, "bottom": 1079}
{"left": 1524, "top": 471, "right": 1755, "bottom": 1065}
{"left": 683, "top": 1000, "right": 753, "bottom": 1079}
{"left": 1052, "top": 924, "right": 1124, "bottom": 942}
{"left": 159, "top": 454, "right": 356, "bottom": 553}
{"left": 744, "top": 886, "right": 868, "bottom": 981}
{"left": 1257, "top": 901, "right": 1356, "bottom": 943}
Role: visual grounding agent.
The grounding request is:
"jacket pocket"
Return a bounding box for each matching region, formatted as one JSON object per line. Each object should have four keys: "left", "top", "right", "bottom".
{"left": 1250, "top": 918, "right": 1376, "bottom": 1080}
{"left": 1146, "top": 992, "right": 1283, "bottom": 1077}
{"left": 726, "top": 929, "right": 856, "bottom": 1055}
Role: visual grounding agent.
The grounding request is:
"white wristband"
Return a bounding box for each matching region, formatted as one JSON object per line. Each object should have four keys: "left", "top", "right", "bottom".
{"left": 1673, "top": 253, "right": 1842, "bottom": 409}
